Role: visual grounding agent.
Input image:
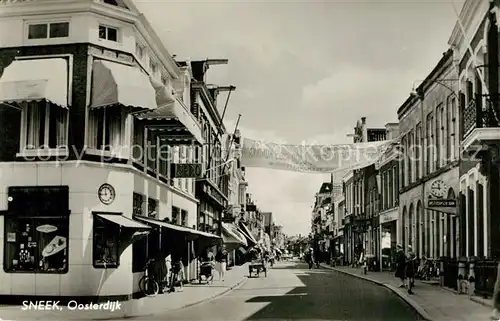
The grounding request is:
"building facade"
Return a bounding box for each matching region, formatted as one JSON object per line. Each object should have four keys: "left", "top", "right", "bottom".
{"left": 0, "top": 0, "right": 228, "bottom": 302}
{"left": 450, "top": 0, "right": 500, "bottom": 261}
{"left": 397, "top": 49, "right": 462, "bottom": 260}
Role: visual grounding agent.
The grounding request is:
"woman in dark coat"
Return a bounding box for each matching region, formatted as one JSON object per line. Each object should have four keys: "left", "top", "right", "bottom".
{"left": 394, "top": 245, "right": 406, "bottom": 288}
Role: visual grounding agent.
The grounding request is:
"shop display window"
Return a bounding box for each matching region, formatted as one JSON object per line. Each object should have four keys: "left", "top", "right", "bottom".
{"left": 4, "top": 216, "right": 69, "bottom": 274}
{"left": 93, "top": 215, "right": 120, "bottom": 268}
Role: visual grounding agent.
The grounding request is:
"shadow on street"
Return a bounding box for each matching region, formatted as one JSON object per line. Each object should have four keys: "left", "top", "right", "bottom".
{"left": 243, "top": 262, "right": 424, "bottom": 321}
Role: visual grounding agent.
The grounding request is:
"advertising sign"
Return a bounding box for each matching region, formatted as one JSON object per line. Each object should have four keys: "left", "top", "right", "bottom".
{"left": 426, "top": 179, "right": 457, "bottom": 214}
{"left": 170, "top": 163, "right": 203, "bottom": 178}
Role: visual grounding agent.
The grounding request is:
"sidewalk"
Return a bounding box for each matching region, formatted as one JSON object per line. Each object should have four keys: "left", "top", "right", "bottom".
{"left": 321, "top": 264, "right": 492, "bottom": 321}
{"left": 0, "top": 264, "right": 249, "bottom": 321}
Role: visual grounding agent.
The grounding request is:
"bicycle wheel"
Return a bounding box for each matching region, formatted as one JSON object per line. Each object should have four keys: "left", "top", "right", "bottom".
{"left": 139, "top": 276, "right": 159, "bottom": 297}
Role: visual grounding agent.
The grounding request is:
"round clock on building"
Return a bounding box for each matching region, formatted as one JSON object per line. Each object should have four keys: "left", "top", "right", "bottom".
{"left": 98, "top": 183, "right": 116, "bottom": 205}
{"left": 430, "top": 180, "right": 447, "bottom": 198}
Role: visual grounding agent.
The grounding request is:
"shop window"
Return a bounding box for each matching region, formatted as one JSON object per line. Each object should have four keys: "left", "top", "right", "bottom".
{"left": 99, "top": 25, "right": 118, "bottom": 42}
{"left": 92, "top": 214, "right": 120, "bottom": 268}
{"left": 28, "top": 22, "right": 69, "bottom": 40}
{"left": 148, "top": 198, "right": 158, "bottom": 219}
{"left": 88, "top": 108, "right": 124, "bottom": 152}
{"left": 181, "top": 210, "right": 187, "bottom": 226}
{"left": 172, "top": 206, "right": 180, "bottom": 224}
{"left": 4, "top": 215, "right": 69, "bottom": 274}
{"left": 133, "top": 193, "right": 144, "bottom": 216}
{"left": 22, "top": 102, "right": 68, "bottom": 151}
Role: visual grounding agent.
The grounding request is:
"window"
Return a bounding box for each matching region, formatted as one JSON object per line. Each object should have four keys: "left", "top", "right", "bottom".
{"left": 440, "top": 104, "right": 446, "bottom": 165}
{"left": 149, "top": 60, "right": 157, "bottom": 74}
{"left": 88, "top": 108, "right": 123, "bottom": 152}
{"left": 4, "top": 214, "right": 69, "bottom": 273}
{"left": 415, "top": 123, "right": 422, "bottom": 179}
{"left": 426, "top": 113, "right": 432, "bottom": 175}
{"left": 172, "top": 206, "right": 180, "bottom": 225}
{"left": 181, "top": 210, "right": 187, "bottom": 226}
{"left": 147, "top": 198, "right": 158, "bottom": 219}
{"left": 22, "top": 102, "right": 68, "bottom": 151}
{"left": 135, "top": 43, "right": 145, "bottom": 60}
{"left": 93, "top": 214, "right": 120, "bottom": 268}
{"left": 28, "top": 22, "right": 69, "bottom": 40}
{"left": 133, "top": 193, "right": 144, "bottom": 216}
{"left": 450, "top": 97, "right": 457, "bottom": 160}
{"left": 435, "top": 106, "right": 440, "bottom": 169}
{"left": 98, "top": 25, "right": 118, "bottom": 42}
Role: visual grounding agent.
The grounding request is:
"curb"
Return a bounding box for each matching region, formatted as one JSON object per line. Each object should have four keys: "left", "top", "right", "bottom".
{"left": 94, "top": 268, "right": 249, "bottom": 321}
{"left": 320, "top": 264, "right": 434, "bottom": 321}
{"left": 169, "top": 274, "right": 248, "bottom": 312}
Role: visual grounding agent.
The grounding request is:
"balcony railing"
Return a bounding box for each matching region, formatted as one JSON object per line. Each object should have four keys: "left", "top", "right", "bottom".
{"left": 463, "top": 98, "right": 500, "bottom": 139}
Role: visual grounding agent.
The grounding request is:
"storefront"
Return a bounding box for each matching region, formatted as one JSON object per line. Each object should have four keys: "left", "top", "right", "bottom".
{"left": 0, "top": 161, "right": 217, "bottom": 303}
{"left": 378, "top": 208, "right": 398, "bottom": 270}
{"left": 0, "top": 50, "right": 205, "bottom": 303}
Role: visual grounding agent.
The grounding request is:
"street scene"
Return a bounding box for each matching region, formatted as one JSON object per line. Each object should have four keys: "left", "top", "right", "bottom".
{"left": 0, "top": 0, "right": 499, "bottom": 320}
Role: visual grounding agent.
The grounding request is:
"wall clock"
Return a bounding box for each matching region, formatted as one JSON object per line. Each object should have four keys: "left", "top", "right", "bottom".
{"left": 98, "top": 183, "right": 116, "bottom": 205}
{"left": 430, "top": 180, "right": 447, "bottom": 198}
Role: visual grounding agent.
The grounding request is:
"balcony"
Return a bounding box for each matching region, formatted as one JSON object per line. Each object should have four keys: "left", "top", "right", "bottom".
{"left": 462, "top": 98, "right": 500, "bottom": 151}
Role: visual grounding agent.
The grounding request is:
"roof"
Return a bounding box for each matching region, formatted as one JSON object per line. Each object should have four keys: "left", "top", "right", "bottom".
{"left": 318, "top": 182, "right": 333, "bottom": 194}
{"left": 397, "top": 49, "right": 454, "bottom": 117}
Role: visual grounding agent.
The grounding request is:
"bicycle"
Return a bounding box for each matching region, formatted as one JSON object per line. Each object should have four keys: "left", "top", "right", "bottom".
{"left": 138, "top": 259, "right": 160, "bottom": 297}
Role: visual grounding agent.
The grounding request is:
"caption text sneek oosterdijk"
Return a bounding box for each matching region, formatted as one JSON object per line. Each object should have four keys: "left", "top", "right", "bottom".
{"left": 21, "top": 300, "right": 122, "bottom": 312}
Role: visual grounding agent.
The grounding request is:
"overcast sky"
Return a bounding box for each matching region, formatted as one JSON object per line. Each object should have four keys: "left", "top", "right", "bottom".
{"left": 136, "top": 0, "right": 464, "bottom": 237}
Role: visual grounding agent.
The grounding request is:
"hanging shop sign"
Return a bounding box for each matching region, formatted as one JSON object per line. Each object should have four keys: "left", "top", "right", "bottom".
{"left": 203, "top": 184, "right": 225, "bottom": 206}
{"left": 240, "top": 138, "right": 393, "bottom": 173}
{"left": 170, "top": 163, "right": 203, "bottom": 178}
{"left": 427, "top": 179, "right": 457, "bottom": 214}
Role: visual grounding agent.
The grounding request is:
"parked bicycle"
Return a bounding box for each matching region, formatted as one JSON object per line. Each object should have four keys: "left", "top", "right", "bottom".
{"left": 139, "top": 259, "right": 160, "bottom": 297}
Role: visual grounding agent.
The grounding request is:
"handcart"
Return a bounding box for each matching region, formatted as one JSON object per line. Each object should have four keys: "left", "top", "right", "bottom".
{"left": 249, "top": 259, "right": 267, "bottom": 278}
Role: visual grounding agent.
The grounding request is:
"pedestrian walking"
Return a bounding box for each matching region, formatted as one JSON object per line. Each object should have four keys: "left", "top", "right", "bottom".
{"left": 215, "top": 248, "right": 228, "bottom": 281}
{"left": 406, "top": 245, "right": 416, "bottom": 295}
{"left": 169, "top": 256, "right": 184, "bottom": 293}
{"left": 395, "top": 244, "right": 406, "bottom": 288}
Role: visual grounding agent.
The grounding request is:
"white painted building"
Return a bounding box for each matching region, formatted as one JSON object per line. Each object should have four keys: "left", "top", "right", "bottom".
{"left": 0, "top": 0, "right": 217, "bottom": 303}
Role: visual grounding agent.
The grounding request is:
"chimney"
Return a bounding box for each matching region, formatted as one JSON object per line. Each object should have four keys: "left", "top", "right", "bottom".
{"left": 190, "top": 61, "right": 208, "bottom": 82}
{"left": 361, "top": 117, "right": 368, "bottom": 142}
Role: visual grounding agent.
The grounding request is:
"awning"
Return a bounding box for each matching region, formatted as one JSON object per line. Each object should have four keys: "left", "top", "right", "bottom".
{"left": 96, "top": 214, "right": 151, "bottom": 229}
{"left": 0, "top": 58, "right": 68, "bottom": 108}
{"left": 135, "top": 216, "right": 220, "bottom": 239}
{"left": 221, "top": 222, "right": 248, "bottom": 248}
{"left": 90, "top": 60, "right": 157, "bottom": 111}
{"left": 238, "top": 222, "right": 258, "bottom": 246}
{"left": 137, "top": 100, "right": 204, "bottom": 145}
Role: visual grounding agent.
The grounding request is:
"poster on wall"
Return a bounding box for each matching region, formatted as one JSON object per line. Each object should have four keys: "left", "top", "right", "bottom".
{"left": 7, "top": 232, "right": 15, "bottom": 242}
{"left": 240, "top": 138, "right": 394, "bottom": 174}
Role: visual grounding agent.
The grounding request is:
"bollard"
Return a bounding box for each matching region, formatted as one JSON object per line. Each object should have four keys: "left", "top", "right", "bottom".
{"left": 468, "top": 257, "right": 476, "bottom": 298}
{"left": 457, "top": 257, "right": 467, "bottom": 294}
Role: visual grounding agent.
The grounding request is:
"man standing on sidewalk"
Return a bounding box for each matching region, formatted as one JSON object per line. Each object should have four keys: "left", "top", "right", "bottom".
{"left": 406, "top": 245, "right": 416, "bottom": 295}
